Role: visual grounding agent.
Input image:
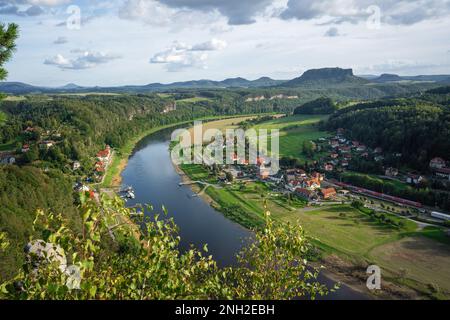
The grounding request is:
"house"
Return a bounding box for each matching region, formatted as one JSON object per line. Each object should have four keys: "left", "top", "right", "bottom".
{"left": 96, "top": 145, "right": 111, "bottom": 162}
{"left": 297, "top": 169, "right": 307, "bottom": 178}
{"left": 324, "top": 163, "right": 334, "bottom": 172}
{"left": 295, "top": 188, "right": 315, "bottom": 200}
{"left": 95, "top": 167, "right": 105, "bottom": 176}
{"left": 311, "top": 172, "right": 324, "bottom": 182}
{"left": 73, "top": 161, "right": 81, "bottom": 170}
{"left": 374, "top": 147, "right": 383, "bottom": 154}
{"left": 74, "top": 183, "right": 90, "bottom": 193}
{"left": 430, "top": 157, "right": 446, "bottom": 170}
{"left": 338, "top": 189, "right": 350, "bottom": 195}
{"left": 228, "top": 168, "right": 244, "bottom": 179}
{"left": 303, "top": 179, "right": 321, "bottom": 190}
{"left": 321, "top": 188, "right": 337, "bottom": 199}
{"left": 39, "top": 140, "right": 54, "bottom": 150}
{"left": 374, "top": 155, "right": 384, "bottom": 162}
{"left": 352, "top": 141, "right": 360, "bottom": 147}
{"left": 435, "top": 168, "right": 450, "bottom": 180}
{"left": 95, "top": 161, "right": 104, "bottom": 168}
{"left": 330, "top": 140, "right": 339, "bottom": 148}
{"left": 361, "top": 152, "right": 369, "bottom": 158}
{"left": 356, "top": 145, "right": 367, "bottom": 152}
{"left": 337, "top": 128, "right": 345, "bottom": 135}
{"left": 341, "top": 160, "right": 349, "bottom": 167}
{"left": 21, "top": 144, "right": 30, "bottom": 153}
{"left": 385, "top": 167, "right": 399, "bottom": 177}
{"left": 286, "top": 180, "right": 301, "bottom": 192}
{"left": 24, "top": 127, "right": 35, "bottom": 134}
{"left": 406, "top": 174, "right": 424, "bottom": 185}
{"left": 330, "top": 153, "right": 339, "bottom": 159}
{"left": 162, "top": 102, "right": 177, "bottom": 114}
{"left": 339, "top": 146, "right": 351, "bottom": 153}
{"left": 344, "top": 154, "right": 352, "bottom": 160}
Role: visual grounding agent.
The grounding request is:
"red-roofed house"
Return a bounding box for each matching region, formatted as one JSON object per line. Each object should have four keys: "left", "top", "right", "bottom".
{"left": 21, "top": 144, "right": 30, "bottom": 153}
{"left": 321, "top": 188, "right": 337, "bottom": 199}
{"left": 295, "top": 188, "right": 314, "bottom": 200}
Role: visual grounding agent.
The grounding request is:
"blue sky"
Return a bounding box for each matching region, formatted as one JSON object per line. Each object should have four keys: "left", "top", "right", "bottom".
{"left": 1, "top": 0, "right": 450, "bottom": 86}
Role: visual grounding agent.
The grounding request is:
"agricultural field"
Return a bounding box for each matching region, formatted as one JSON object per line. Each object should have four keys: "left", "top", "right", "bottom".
{"left": 252, "top": 114, "right": 332, "bottom": 162}
{"left": 176, "top": 96, "right": 212, "bottom": 103}
{"left": 370, "top": 237, "right": 450, "bottom": 297}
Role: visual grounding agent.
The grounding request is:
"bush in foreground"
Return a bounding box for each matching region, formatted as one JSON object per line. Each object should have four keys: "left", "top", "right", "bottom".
{"left": 0, "top": 196, "right": 334, "bottom": 300}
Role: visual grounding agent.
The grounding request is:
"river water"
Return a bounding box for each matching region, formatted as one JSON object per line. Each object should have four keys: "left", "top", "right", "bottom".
{"left": 121, "top": 128, "right": 369, "bottom": 300}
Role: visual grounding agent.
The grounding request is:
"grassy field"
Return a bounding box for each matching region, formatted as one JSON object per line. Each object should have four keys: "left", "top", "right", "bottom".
{"left": 252, "top": 114, "right": 332, "bottom": 162}
{"left": 2, "top": 96, "right": 26, "bottom": 102}
{"left": 177, "top": 97, "right": 212, "bottom": 103}
{"left": 279, "top": 206, "right": 399, "bottom": 256}
{"left": 370, "top": 237, "right": 450, "bottom": 296}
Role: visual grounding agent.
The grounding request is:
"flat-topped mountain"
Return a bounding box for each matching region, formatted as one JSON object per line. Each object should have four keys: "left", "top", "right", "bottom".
{"left": 282, "top": 67, "right": 369, "bottom": 87}
{"left": 373, "top": 74, "right": 403, "bottom": 83}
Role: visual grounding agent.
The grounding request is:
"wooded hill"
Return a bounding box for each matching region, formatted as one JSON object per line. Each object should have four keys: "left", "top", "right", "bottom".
{"left": 325, "top": 87, "right": 450, "bottom": 171}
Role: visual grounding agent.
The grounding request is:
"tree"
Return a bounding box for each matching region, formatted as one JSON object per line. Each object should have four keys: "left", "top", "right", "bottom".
{"left": 0, "top": 196, "right": 333, "bottom": 300}
{"left": 0, "top": 23, "right": 19, "bottom": 83}
{"left": 225, "top": 171, "right": 234, "bottom": 182}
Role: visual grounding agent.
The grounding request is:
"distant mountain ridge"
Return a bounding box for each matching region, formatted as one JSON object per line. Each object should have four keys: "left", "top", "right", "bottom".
{"left": 1, "top": 68, "right": 449, "bottom": 94}
{"left": 0, "top": 77, "right": 286, "bottom": 94}
{"left": 373, "top": 73, "right": 450, "bottom": 83}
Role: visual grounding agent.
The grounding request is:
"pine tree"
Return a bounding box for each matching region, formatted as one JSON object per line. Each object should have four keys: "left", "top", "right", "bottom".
{"left": 0, "top": 23, "right": 19, "bottom": 82}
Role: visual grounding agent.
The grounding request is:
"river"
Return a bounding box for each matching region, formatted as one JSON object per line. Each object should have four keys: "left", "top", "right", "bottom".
{"left": 120, "top": 127, "right": 369, "bottom": 300}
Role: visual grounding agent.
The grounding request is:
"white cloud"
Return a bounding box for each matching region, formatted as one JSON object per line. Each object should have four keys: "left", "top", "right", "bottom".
{"left": 44, "top": 50, "right": 121, "bottom": 70}
{"left": 150, "top": 38, "right": 227, "bottom": 71}
{"left": 191, "top": 38, "right": 228, "bottom": 51}
{"left": 280, "top": 0, "right": 450, "bottom": 26}
{"left": 28, "top": 0, "right": 70, "bottom": 5}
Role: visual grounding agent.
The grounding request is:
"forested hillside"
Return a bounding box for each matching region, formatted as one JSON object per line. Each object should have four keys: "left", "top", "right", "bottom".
{"left": 0, "top": 166, "right": 80, "bottom": 281}
{"left": 294, "top": 97, "right": 337, "bottom": 114}
{"left": 325, "top": 91, "right": 450, "bottom": 170}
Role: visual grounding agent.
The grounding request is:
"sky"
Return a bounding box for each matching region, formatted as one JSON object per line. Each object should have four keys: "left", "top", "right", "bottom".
{"left": 1, "top": 0, "right": 450, "bottom": 87}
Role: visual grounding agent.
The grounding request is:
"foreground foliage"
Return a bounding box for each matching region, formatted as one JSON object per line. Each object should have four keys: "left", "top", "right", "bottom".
{"left": 0, "top": 196, "right": 332, "bottom": 300}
